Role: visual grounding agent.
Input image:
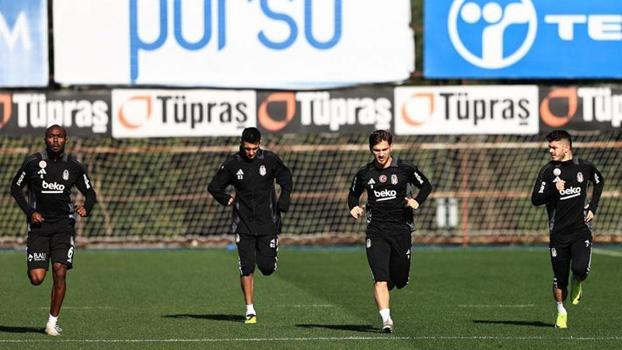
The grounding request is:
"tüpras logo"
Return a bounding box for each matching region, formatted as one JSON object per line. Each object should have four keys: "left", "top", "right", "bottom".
{"left": 374, "top": 189, "right": 397, "bottom": 201}
{"left": 448, "top": 0, "right": 537, "bottom": 69}
{"left": 42, "top": 180, "right": 65, "bottom": 192}
{"left": 540, "top": 87, "right": 622, "bottom": 128}
{"left": 297, "top": 92, "right": 391, "bottom": 132}
{"left": 115, "top": 92, "right": 250, "bottom": 132}
{"left": 258, "top": 91, "right": 392, "bottom": 132}
{"left": 12, "top": 93, "right": 109, "bottom": 133}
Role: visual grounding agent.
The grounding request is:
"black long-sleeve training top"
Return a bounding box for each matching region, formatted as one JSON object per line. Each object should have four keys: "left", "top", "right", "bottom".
{"left": 531, "top": 158, "right": 604, "bottom": 243}
{"left": 348, "top": 157, "right": 432, "bottom": 234}
{"left": 10, "top": 150, "right": 97, "bottom": 225}
{"left": 208, "top": 148, "right": 293, "bottom": 236}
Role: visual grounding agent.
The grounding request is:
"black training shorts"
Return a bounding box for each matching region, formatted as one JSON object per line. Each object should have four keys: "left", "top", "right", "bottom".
{"left": 550, "top": 233, "right": 592, "bottom": 289}
{"left": 365, "top": 229, "right": 412, "bottom": 290}
{"left": 236, "top": 233, "right": 278, "bottom": 276}
{"left": 26, "top": 221, "right": 76, "bottom": 270}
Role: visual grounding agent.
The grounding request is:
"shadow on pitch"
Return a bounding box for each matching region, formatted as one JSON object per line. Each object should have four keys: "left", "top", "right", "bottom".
{"left": 0, "top": 325, "right": 43, "bottom": 334}
{"left": 162, "top": 314, "right": 245, "bottom": 322}
{"left": 296, "top": 324, "right": 378, "bottom": 333}
{"left": 472, "top": 320, "right": 553, "bottom": 328}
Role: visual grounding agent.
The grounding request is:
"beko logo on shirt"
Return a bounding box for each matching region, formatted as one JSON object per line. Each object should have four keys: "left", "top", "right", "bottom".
{"left": 559, "top": 186, "right": 581, "bottom": 200}
{"left": 42, "top": 180, "right": 65, "bottom": 193}
{"left": 374, "top": 189, "right": 397, "bottom": 201}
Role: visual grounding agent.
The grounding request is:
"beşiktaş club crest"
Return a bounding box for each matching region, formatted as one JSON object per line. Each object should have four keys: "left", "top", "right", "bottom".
{"left": 577, "top": 172, "right": 584, "bottom": 183}
{"left": 63, "top": 169, "right": 69, "bottom": 181}
{"left": 38, "top": 160, "right": 47, "bottom": 178}
{"left": 259, "top": 165, "right": 267, "bottom": 176}
{"left": 391, "top": 174, "right": 398, "bottom": 185}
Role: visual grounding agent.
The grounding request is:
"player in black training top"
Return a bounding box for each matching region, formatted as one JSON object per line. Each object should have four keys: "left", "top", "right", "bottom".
{"left": 531, "top": 130, "right": 604, "bottom": 329}
{"left": 348, "top": 130, "right": 432, "bottom": 333}
{"left": 10, "top": 125, "right": 96, "bottom": 336}
{"left": 208, "top": 127, "right": 292, "bottom": 324}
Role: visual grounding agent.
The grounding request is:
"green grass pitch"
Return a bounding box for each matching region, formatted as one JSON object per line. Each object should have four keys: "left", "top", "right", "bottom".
{"left": 1, "top": 247, "right": 621, "bottom": 349}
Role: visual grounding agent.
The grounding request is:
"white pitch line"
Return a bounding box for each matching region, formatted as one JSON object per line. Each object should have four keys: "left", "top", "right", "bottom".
{"left": 593, "top": 248, "right": 622, "bottom": 258}
{"left": 1, "top": 336, "right": 622, "bottom": 344}
{"left": 458, "top": 304, "right": 535, "bottom": 308}
{"left": 278, "top": 304, "right": 334, "bottom": 308}
{"left": 38, "top": 306, "right": 114, "bottom": 310}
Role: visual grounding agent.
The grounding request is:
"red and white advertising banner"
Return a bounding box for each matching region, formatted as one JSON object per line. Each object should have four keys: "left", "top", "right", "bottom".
{"left": 394, "top": 85, "right": 539, "bottom": 135}
{"left": 111, "top": 89, "right": 256, "bottom": 138}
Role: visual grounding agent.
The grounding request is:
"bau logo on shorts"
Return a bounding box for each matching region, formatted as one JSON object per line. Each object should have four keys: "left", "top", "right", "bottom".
{"left": 28, "top": 252, "right": 46, "bottom": 262}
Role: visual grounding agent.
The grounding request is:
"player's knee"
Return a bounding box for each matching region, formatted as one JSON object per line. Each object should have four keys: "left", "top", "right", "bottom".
{"left": 240, "top": 265, "right": 255, "bottom": 276}
{"left": 572, "top": 267, "right": 589, "bottom": 281}
{"left": 553, "top": 277, "right": 568, "bottom": 290}
{"left": 257, "top": 261, "right": 277, "bottom": 276}
{"left": 394, "top": 280, "right": 408, "bottom": 289}
{"left": 28, "top": 274, "right": 44, "bottom": 286}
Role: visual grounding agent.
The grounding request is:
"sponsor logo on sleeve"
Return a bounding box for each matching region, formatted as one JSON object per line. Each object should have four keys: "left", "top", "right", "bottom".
{"left": 83, "top": 174, "right": 91, "bottom": 189}
{"left": 16, "top": 171, "right": 26, "bottom": 186}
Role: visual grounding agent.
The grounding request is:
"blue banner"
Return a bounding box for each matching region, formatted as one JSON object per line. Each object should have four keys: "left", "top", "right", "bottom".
{"left": 425, "top": 0, "right": 622, "bottom": 79}
{"left": 0, "top": 0, "right": 48, "bottom": 87}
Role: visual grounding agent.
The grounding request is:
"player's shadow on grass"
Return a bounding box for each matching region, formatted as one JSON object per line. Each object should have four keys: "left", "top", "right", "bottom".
{"left": 163, "top": 314, "right": 244, "bottom": 323}
{"left": 0, "top": 325, "right": 43, "bottom": 334}
{"left": 473, "top": 320, "right": 553, "bottom": 328}
{"left": 297, "top": 324, "right": 378, "bottom": 333}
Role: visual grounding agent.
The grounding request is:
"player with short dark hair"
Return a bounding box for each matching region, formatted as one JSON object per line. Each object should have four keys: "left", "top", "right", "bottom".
{"left": 348, "top": 130, "right": 432, "bottom": 333}
{"left": 10, "top": 125, "right": 97, "bottom": 336}
{"left": 531, "top": 129, "right": 604, "bottom": 329}
{"left": 208, "top": 127, "right": 292, "bottom": 324}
